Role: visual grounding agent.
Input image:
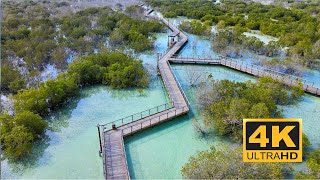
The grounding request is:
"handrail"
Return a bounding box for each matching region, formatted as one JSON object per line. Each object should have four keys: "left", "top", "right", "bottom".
{"left": 98, "top": 11, "right": 192, "bottom": 180}
{"left": 158, "top": 66, "right": 174, "bottom": 104}
{"left": 174, "top": 55, "right": 317, "bottom": 86}
{"left": 99, "top": 101, "right": 173, "bottom": 131}
{"left": 166, "top": 60, "right": 190, "bottom": 108}
{"left": 171, "top": 57, "right": 319, "bottom": 95}
{"left": 221, "top": 57, "right": 317, "bottom": 86}
{"left": 122, "top": 106, "right": 188, "bottom": 135}
{"left": 120, "top": 131, "right": 130, "bottom": 179}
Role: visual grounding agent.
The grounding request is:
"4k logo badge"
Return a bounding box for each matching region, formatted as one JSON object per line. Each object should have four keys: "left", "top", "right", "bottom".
{"left": 243, "top": 119, "right": 302, "bottom": 162}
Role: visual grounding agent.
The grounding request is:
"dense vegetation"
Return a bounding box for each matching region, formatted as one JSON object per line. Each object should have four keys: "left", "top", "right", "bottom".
{"left": 184, "top": 76, "right": 311, "bottom": 178}
{"left": 196, "top": 76, "right": 304, "bottom": 141}
{"left": 150, "top": 0, "right": 320, "bottom": 68}
{"left": 179, "top": 20, "right": 211, "bottom": 36}
{"left": 296, "top": 148, "right": 320, "bottom": 179}
{"left": 213, "top": 25, "right": 281, "bottom": 57}
{"left": 0, "top": 52, "right": 149, "bottom": 159}
{"left": 1, "top": 1, "right": 164, "bottom": 94}
{"left": 181, "top": 145, "right": 292, "bottom": 179}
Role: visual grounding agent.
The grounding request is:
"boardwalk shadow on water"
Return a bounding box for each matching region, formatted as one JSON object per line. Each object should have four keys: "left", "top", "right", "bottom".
{"left": 124, "top": 113, "right": 191, "bottom": 179}
{"left": 124, "top": 107, "right": 221, "bottom": 179}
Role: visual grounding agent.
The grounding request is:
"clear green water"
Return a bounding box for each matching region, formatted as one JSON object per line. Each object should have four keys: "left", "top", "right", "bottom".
{"left": 1, "top": 33, "right": 170, "bottom": 179}
{"left": 174, "top": 16, "right": 320, "bottom": 88}
{"left": 125, "top": 64, "right": 255, "bottom": 179}
{"left": 1, "top": 80, "right": 169, "bottom": 179}
{"left": 125, "top": 64, "right": 320, "bottom": 179}
{"left": 2, "top": 24, "right": 320, "bottom": 179}
{"left": 282, "top": 95, "right": 320, "bottom": 149}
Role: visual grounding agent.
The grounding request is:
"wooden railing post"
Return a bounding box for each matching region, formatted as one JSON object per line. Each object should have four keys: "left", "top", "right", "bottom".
{"left": 97, "top": 124, "right": 102, "bottom": 156}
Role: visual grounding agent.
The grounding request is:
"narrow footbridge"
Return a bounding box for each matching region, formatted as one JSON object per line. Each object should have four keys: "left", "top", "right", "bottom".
{"left": 97, "top": 11, "right": 320, "bottom": 180}
{"left": 97, "top": 15, "right": 190, "bottom": 180}
{"left": 169, "top": 57, "right": 320, "bottom": 96}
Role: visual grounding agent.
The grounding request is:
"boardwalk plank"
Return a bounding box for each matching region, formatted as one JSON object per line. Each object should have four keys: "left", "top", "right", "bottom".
{"left": 101, "top": 16, "right": 190, "bottom": 180}
{"left": 100, "top": 11, "right": 320, "bottom": 180}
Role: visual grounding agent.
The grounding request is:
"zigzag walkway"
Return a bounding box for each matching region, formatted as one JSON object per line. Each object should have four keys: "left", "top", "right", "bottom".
{"left": 169, "top": 57, "right": 320, "bottom": 96}
{"left": 97, "top": 10, "right": 320, "bottom": 180}
{"left": 97, "top": 15, "right": 190, "bottom": 180}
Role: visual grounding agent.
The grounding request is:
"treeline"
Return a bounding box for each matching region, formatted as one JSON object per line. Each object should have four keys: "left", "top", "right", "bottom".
{"left": 179, "top": 20, "right": 211, "bottom": 36}
{"left": 296, "top": 148, "right": 320, "bottom": 179}
{"left": 107, "top": 14, "right": 164, "bottom": 51}
{"left": 181, "top": 76, "right": 314, "bottom": 178}
{"left": 196, "top": 76, "right": 304, "bottom": 141}
{"left": 213, "top": 25, "right": 282, "bottom": 57}
{"left": 1, "top": 1, "right": 164, "bottom": 93}
{"left": 181, "top": 145, "right": 292, "bottom": 179}
{"left": 150, "top": 0, "right": 320, "bottom": 67}
{"left": 182, "top": 144, "right": 320, "bottom": 179}
{"left": 0, "top": 52, "right": 149, "bottom": 159}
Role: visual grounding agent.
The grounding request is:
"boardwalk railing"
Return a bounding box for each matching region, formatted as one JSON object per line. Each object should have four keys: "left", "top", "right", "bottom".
{"left": 222, "top": 57, "right": 316, "bottom": 85}
{"left": 169, "top": 57, "right": 320, "bottom": 96}
{"left": 99, "top": 101, "right": 173, "bottom": 132}
{"left": 166, "top": 61, "right": 190, "bottom": 107}
{"left": 122, "top": 106, "right": 188, "bottom": 136}
{"left": 97, "top": 101, "right": 174, "bottom": 156}
{"left": 158, "top": 65, "right": 177, "bottom": 104}
{"left": 159, "top": 48, "right": 171, "bottom": 59}
{"left": 175, "top": 55, "right": 318, "bottom": 87}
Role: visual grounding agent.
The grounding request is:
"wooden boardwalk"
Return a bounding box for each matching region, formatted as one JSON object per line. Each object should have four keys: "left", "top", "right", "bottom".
{"left": 98, "top": 15, "right": 190, "bottom": 180}
{"left": 169, "top": 57, "right": 320, "bottom": 96}
{"left": 98, "top": 11, "right": 320, "bottom": 180}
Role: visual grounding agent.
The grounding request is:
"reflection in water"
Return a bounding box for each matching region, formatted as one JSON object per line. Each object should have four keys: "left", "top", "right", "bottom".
{"left": 2, "top": 136, "right": 50, "bottom": 177}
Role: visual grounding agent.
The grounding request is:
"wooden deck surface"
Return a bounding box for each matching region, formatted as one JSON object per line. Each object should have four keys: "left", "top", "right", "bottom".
{"left": 169, "top": 57, "right": 320, "bottom": 96}
{"left": 101, "top": 15, "right": 190, "bottom": 180}
{"left": 100, "top": 11, "right": 320, "bottom": 180}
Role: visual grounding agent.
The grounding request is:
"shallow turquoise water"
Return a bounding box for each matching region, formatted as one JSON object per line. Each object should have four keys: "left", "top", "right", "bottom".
{"left": 282, "top": 94, "right": 320, "bottom": 149}
{"left": 1, "top": 33, "right": 170, "bottom": 179}
{"left": 125, "top": 65, "right": 254, "bottom": 179}
{"left": 2, "top": 20, "right": 320, "bottom": 179}
{"left": 1, "top": 80, "right": 169, "bottom": 179}
{"left": 131, "top": 26, "right": 320, "bottom": 177}
{"left": 173, "top": 16, "right": 320, "bottom": 88}
{"left": 125, "top": 64, "right": 320, "bottom": 179}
